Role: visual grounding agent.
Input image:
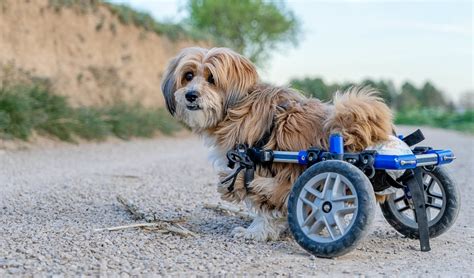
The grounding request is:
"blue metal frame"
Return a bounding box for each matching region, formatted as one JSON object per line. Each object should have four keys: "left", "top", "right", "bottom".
{"left": 271, "top": 134, "right": 455, "bottom": 169}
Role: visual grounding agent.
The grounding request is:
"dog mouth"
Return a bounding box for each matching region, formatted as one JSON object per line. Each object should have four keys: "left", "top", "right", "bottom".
{"left": 186, "top": 104, "right": 201, "bottom": 111}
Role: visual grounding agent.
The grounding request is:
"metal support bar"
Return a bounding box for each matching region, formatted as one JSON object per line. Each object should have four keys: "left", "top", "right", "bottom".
{"left": 407, "top": 168, "right": 431, "bottom": 252}
{"left": 273, "top": 151, "right": 300, "bottom": 163}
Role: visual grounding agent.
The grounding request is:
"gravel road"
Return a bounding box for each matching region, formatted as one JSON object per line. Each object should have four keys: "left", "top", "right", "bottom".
{"left": 1, "top": 126, "right": 473, "bottom": 276}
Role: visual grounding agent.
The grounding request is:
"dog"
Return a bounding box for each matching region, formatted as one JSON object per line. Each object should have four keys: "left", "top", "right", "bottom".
{"left": 161, "top": 47, "right": 393, "bottom": 241}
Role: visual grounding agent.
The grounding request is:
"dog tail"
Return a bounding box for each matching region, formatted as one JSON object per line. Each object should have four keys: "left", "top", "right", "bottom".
{"left": 324, "top": 86, "right": 394, "bottom": 152}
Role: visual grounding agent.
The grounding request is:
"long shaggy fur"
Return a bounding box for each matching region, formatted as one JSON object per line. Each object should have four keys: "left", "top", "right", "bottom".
{"left": 324, "top": 87, "right": 393, "bottom": 152}
{"left": 161, "top": 47, "right": 394, "bottom": 240}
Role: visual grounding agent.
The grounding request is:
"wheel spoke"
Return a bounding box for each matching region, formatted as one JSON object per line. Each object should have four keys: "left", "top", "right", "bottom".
{"left": 308, "top": 219, "right": 325, "bottom": 234}
{"left": 398, "top": 205, "right": 410, "bottom": 212}
{"left": 394, "top": 195, "right": 406, "bottom": 203}
{"left": 333, "top": 213, "right": 346, "bottom": 234}
{"left": 331, "top": 174, "right": 342, "bottom": 199}
{"left": 323, "top": 216, "right": 337, "bottom": 240}
{"left": 336, "top": 206, "right": 356, "bottom": 215}
{"left": 321, "top": 173, "right": 333, "bottom": 199}
{"left": 425, "top": 177, "right": 435, "bottom": 192}
{"left": 423, "top": 175, "right": 432, "bottom": 187}
{"left": 426, "top": 203, "right": 442, "bottom": 210}
{"left": 427, "top": 192, "right": 443, "bottom": 200}
{"left": 302, "top": 208, "right": 318, "bottom": 227}
{"left": 304, "top": 186, "right": 323, "bottom": 199}
{"left": 299, "top": 196, "right": 316, "bottom": 209}
{"left": 332, "top": 195, "right": 356, "bottom": 203}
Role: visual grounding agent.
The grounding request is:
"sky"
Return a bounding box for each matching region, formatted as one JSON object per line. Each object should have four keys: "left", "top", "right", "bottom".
{"left": 108, "top": 0, "right": 473, "bottom": 101}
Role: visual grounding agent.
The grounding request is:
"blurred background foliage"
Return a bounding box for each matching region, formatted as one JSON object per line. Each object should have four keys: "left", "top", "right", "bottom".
{"left": 0, "top": 73, "right": 180, "bottom": 141}
{"left": 290, "top": 77, "right": 473, "bottom": 133}
{"left": 0, "top": 81, "right": 180, "bottom": 142}
{"left": 182, "top": 0, "right": 473, "bottom": 133}
{"left": 0, "top": 0, "right": 472, "bottom": 142}
{"left": 185, "top": 0, "right": 300, "bottom": 65}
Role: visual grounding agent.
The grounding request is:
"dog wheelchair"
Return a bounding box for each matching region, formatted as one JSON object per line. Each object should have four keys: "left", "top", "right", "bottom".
{"left": 225, "top": 129, "right": 460, "bottom": 258}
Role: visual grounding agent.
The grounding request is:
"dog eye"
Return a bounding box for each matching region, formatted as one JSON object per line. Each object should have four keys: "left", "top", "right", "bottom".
{"left": 184, "top": 72, "right": 193, "bottom": 81}
{"left": 207, "top": 74, "right": 215, "bottom": 84}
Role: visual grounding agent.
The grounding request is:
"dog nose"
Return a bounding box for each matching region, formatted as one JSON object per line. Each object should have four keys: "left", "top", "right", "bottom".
{"left": 185, "top": 91, "right": 200, "bottom": 102}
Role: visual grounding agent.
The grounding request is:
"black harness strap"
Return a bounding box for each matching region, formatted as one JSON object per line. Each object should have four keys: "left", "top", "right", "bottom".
{"left": 223, "top": 119, "right": 275, "bottom": 193}
{"left": 223, "top": 145, "right": 255, "bottom": 192}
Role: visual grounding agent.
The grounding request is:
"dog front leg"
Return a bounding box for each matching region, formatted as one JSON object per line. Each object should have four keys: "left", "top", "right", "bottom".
{"left": 231, "top": 176, "right": 288, "bottom": 241}
{"left": 216, "top": 169, "right": 248, "bottom": 203}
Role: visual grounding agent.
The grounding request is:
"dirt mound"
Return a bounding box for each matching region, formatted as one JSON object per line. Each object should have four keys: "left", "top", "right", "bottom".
{"left": 0, "top": 0, "right": 205, "bottom": 107}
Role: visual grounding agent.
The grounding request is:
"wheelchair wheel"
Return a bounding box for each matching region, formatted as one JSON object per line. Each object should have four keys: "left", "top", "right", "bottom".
{"left": 380, "top": 167, "right": 460, "bottom": 239}
{"left": 288, "top": 160, "right": 376, "bottom": 258}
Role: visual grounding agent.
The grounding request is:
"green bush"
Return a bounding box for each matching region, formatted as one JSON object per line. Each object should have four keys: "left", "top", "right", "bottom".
{"left": 30, "top": 86, "right": 76, "bottom": 141}
{"left": 0, "top": 85, "right": 41, "bottom": 139}
{"left": 104, "top": 3, "right": 196, "bottom": 41}
{"left": 395, "top": 109, "right": 474, "bottom": 133}
{"left": 104, "top": 104, "right": 178, "bottom": 139}
{"left": 0, "top": 84, "right": 181, "bottom": 141}
{"left": 72, "top": 107, "right": 110, "bottom": 140}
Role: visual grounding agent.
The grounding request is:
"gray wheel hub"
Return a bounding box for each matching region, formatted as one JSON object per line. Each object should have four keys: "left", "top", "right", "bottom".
{"left": 296, "top": 172, "right": 359, "bottom": 243}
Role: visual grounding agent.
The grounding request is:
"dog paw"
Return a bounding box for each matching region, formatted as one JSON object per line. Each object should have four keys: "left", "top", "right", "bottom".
{"left": 231, "top": 226, "right": 247, "bottom": 237}
{"left": 231, "top": 226, "right": 268, "bottom": 241}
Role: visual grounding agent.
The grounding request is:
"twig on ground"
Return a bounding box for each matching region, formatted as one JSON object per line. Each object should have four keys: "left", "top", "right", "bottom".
{"left": 94, "top": 222, "right": 161, "bottom": 232}
{"left": 94, "top": 195, "right": 195, "bottom": 237}
{"left": 165, "top": 223, "right": 197, "bottom": 237}
{"left": 116, "top": 194, "right": 187, "bottom": 223}
{"left": 116, "top": 195, "right": 153, "bottom": 222}
{"left": 204, "top": 202, "right": 255, "bottom": 219}
{"left": 94, "top": 222, "right": 197, "bottom": 237}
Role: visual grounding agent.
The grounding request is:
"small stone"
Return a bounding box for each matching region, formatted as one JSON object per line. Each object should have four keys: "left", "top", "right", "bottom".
{"left": 8, "top": 268, "right": 21, "bottom": 274}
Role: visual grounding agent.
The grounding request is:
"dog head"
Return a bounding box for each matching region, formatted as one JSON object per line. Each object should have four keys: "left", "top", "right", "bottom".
{"left": 161, "top": 47, "right": 258, "bottom": 131}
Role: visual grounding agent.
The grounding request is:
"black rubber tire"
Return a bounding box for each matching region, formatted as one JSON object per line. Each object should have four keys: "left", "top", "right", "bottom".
{"left": 288, "top": 160, "right": 376, "bottom": 258}
{"left": 380, "top": 167, "right": 460, "bottom": 239}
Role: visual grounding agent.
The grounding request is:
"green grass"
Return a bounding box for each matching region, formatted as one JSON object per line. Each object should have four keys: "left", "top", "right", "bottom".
{"left": 395, "top": 109, "right": 474, "bottom": 133}
{"left": 48, "top": 0, "right": 99, "bottom": 13}
{"left": 104, "top": 3, "right": 192, "bottom": 41}
{"left": 0, "top": 84, "right": 181, "bottom": 141}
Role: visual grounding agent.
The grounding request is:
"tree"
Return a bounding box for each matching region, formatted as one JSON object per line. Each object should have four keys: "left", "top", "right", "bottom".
{"left": 185, "top": 0, "right": 300, "bottom": 65}
{"left": 291, "top": 77, "right": 332, "bottom": 101}
{"left": 395, "top": 81, "right": 448, "bottom": 111}
{"left": 397, "top": 82, "right": 421, "bottom": 111}
{"left": 419, "top": 81, "right": 447, "bottom": 108}
{"left": 458, "top": 91, "right": 474, "bottom": 111}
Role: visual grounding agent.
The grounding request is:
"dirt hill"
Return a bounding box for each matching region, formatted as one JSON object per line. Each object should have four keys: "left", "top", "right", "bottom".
{"left": 0, "top": 0, "right": 205, "bottom": 107}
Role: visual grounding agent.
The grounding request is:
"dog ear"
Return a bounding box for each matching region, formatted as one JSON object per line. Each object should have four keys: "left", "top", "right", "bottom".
{"left": 161, "top": 55, "right": 181, "bottom": 115}
{"left": 206, "top": 48, "right": 259, "bottom": 111}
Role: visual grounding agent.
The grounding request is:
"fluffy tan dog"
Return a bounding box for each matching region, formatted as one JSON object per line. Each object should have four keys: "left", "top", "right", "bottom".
{"left": 161, "top": 47, "right": 393, "bottom": 241}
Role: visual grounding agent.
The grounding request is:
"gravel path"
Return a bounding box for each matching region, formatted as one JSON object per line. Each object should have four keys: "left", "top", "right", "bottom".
{"left": 1, "top": 126, "right": 473, "bottom": 276}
